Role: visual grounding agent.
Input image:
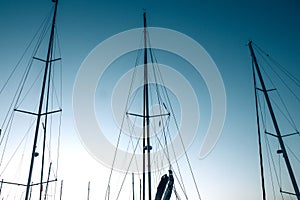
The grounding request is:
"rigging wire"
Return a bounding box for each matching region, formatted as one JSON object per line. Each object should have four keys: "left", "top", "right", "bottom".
{"left": 0, "top": 8, "right": 52, "bottom": 149}
{"left": 155, "top": 57, "right": 201, "bottom": 200}
{"left": 253, "top": 42, "right": 300, "bottom": 200}
{"left": 107, "top": 24, "right": 202, "bottom": 200}
{"left": 146, "top": 35, "right": 194, "bottom": 199}
{"left": 0, "top": 4, "right": 63, "bottom": 198}
{"left": 253, "top": 42, "right": 300, "bottom": 88}
{"left": 255, "top": 49, "right": 300, "bottom": 103}
{"left": 0, "top": 8, "right": 52, "bottom": 96}
{"left": 264, "top": 134, "right": 279, "bottom": 200}
{"left": 285, "top": 144, "right": 300, "bottom": 166}
{"left": 105, "top": 46, "right": 143, "bottom": 199}
{"left": 253, "top": 44, "right": 299, "bottom": 131}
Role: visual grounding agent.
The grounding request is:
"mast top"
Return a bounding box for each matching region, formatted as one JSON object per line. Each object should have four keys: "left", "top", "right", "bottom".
{"left": 143, "top": 12, "right": 147, "bottom": 28}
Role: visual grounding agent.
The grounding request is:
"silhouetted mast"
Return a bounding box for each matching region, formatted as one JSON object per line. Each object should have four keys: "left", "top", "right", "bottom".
{"left": 142, "top": 12, "right": 152, "bottom": 200}
{"left": 24, "top": 1, "right": 59, "bottom": 199}
{"left": 249, "top": 41, "right": 300, "bottom": 200}
{"left": 132, "top": 173, "right": 135, "bottom": 200}
{"left": 59, "top": 180, "right": 63, "bottom": 200}
{"left": 252, "top": 62, "right": 266, "bottom": 200}
{"left": 87, "top": 181, "right": 90, "bottom": 200}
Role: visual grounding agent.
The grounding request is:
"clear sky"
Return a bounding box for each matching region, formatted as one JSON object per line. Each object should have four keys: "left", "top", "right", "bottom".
{"left": 0, "top": 0, "right": 300, "bottom": 199}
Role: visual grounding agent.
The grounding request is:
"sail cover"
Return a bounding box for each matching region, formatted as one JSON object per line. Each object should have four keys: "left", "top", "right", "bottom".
{"left": 155, "top": 170, "right": 174, "bottom": 200}
{"left": 163, "top": 170, "right": 174, "bottom": 200}
{"left": 154, "top": 174, "right": 169, "bottom": 200}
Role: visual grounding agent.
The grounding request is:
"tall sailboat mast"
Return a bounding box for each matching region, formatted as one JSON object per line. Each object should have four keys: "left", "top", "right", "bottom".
{"left": 142, "top": 12, "right": 152, "bottom": 200}
{"left": 24, "top": 1, "right": 59, "bottom": 200}
{"left": 249, "top": 41, "right": 300, "bottom": 200}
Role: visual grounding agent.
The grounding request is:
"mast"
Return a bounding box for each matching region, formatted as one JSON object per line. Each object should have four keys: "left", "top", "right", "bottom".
{"left": 24, "top": 1, "right": 59, "bottom": 200}
{"left": 252, "top": 63, "right": 266, "bottom": 200}
{"left": 59, "top": 180, "right": 63, "bottom": 200}
{"left": 142, "top": 12, "right": 152, "bottom": 200}
{"left": 249, "top": 41, "right": 300, "bottom": 200}
{"left": 43, "top": 163, "right": 52, "bottom": 200}
{"left": 132, "top": 173, "right": 135, "bottom": 200}
{"left": 87, "top": 181, "right": 90, "bottom": 200}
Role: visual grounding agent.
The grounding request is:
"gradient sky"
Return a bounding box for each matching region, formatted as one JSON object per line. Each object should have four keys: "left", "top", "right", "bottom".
{"left": 0, "top": 0, "right": 300, "bottom": 199}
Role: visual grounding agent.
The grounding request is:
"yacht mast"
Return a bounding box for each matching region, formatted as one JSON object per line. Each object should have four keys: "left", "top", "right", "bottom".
{"left": 142, "top": 12, "right": 152, "bottom": 200}
{"left": 249, "top": 41, "right": 300, "bottom": 200}
{"left": 24, "top": 1, "right": 59, "bottom": 199}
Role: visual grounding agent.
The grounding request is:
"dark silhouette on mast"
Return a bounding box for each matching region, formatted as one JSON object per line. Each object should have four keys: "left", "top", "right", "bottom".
{"left": 252, "top": 62, "right": 266, "bottom": 200}
{"left": 142, "top": 12, "right": 152, "bottom": 200}
{"left": 249, "top": 41, "right": 300, "bottom": 200}
{"left": 24, "top": 1, "right": 59, "bottom": 200}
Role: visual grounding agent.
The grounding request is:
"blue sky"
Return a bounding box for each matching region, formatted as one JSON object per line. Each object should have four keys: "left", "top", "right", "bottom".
{"left": 0, "top": 0, "right": 300, "bottom": 199}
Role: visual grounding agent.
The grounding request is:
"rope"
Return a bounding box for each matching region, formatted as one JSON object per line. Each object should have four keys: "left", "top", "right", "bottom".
{"left": 105, "top": 44, "right": 143, "bottom": 200}
{"left": 285, "top": 144, "right": 300, "bottom": 166}
{"left": 0, "top": 9, "right": 52, "bottom": 96}
{"left": 264, "top": 134, "right": 278, "bottom": 200}
{"left": 253, "top": 42, "right": 300, "bottom": 88}
{"left": 253, "top": 44, "right": 299, "bottom": 130}
{"left": 253, "top": 60, "right": 267, "bottom": 200}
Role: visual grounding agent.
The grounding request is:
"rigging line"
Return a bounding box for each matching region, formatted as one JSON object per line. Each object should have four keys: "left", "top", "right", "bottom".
{"left": 265, "top": 134, "right": 286, "bottom": 200}
{"left": 55, "top": 109, "right": 62, "bottom": 180}
{"left": 106, "top": 78, "right": 139, "bottom": 199}
{"left": 270, "top": 55, "right": 300, "bottom": 88}
{"left": 173, "top": 186, "right": 182, "bottom": 200}
{"left": 126, "top": 116, "right": 142, "bottom": 178}
{"left": 0, "top": 112, "right": 14, "bottom": 166}
{"left": 155, "top": 117, "right": 172, "bottom": 162}
{"left": 273, "top": 90, "right": 298, "bottom": 131}
{"left": 258, "top": 50, "right": 300, "bottom": 103}
{"left": 49, "top": 32, "right": 62, "bottom": 108}
{"left": 52, "top": 27, "right": 63, "bottom": 108}
{"left": 150, "top": 118, "right": 172, "bottom": 168}
{"left": 154, "top": 58, "right": 200, "bottom": 199}
{"left": 1, "top": 11, "right": 52, "bottom": 131}
{"left": 165, "top": 124, "right": 188, "bottom": 200}
{"left": 148, "top": 42, "right": 177, "bottom": 169}
{"left": 120, "top": 123, "right": 138, "bottom": 173}
{"left": 0, "top": 58, "right": 32, "bottom": 130}
{"left": 107, "top": 91, "right": 133, "bottom": 177}
{"left": 169, "top": 105, "right": 202, "bottom": 200}
{"left": 126, "top": 36, "right": 144, "bottom": 109}
{"left": 0, "top": 112, "right": 15, "bottom": 168}
{"left": 285, "top": 144, "right": 300, "bottom": 166}
{"left": 40, "top": 39, "right": 57, "bottom": 199}
{"left": 114, "top": 130, "right": 142, "bottom": 200}
{"left": 126, "top": 51, "right": 143, "bottom": 110}
{"left": 253, "top": 60, "right": 267, "bottom": 200}
{"left": 278, "top": 143, "right": 282, "bottom": 195}
{"left": 0, "top": 117, "right": 36, "bottom": 176}
{"left": 264, "top": 134, "right": 278, "bottom": 200}
{"left": 255, "top": 58, "right": 298, "bottom": 129}
{"left": 13, "top": 8, "right": 53, "bottom": 107}
{"left": 145, "top": 34, "right": 175, "bottom": 168}
{"left": 256, "top": 90, "right": 267, "bottom": 131}
{"left": 253, "top": 42, "right": 300, "bottom": 87}
{"left": 16, "top": 67, "right": 44, "bottom": 107}
{"left": 0, "top": 8, "right": 52, "bottom": 96}
{"left": 106, "top": 38, "right": 143, "bottom": 200}
{"left": 153, "top": 70, "right": 173, "bottom": 168}
{"left": 269, "top": 95, "right": 298, "bottom": 132}
{"left": 151, "top": 57, "right": 189, "bottom": 198}
{"left": 108, "top": 54, "right": 139, "bottom": 149}
{"left": 13, "top": 29, "right": 48, "bottom": 109}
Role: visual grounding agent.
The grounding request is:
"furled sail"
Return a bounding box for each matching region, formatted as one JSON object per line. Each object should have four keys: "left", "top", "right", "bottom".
{"left": 155, "top": 170, "right": 174, "bottom": 200}
{"left": 154, "top": 174, "right": 169, "bottom": 200}
{"left": 163, "top": 170, "right": 174, "bottom": 200}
